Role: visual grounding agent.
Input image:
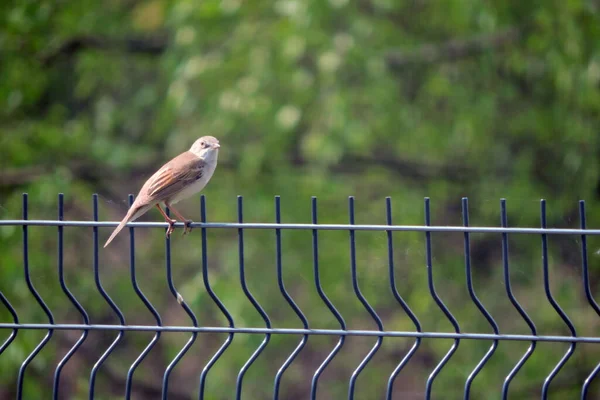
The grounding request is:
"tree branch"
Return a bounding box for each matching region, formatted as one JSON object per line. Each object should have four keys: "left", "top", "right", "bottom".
{"left": 329, "top": 155, "right": 471, "bottom": 182}
{"left": 41, "top": 34, "right": 169, "bottom": 66}
{"left": 0, "top": 153, "right": 472, "bottom": 194}
{"left": 385, "top": 27, "right": 522, "bottom": 70}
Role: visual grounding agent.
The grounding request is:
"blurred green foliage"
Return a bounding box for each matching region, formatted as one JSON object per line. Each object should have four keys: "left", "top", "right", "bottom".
{"left": 1, "top": 0, "right": 600, "bottom": 399}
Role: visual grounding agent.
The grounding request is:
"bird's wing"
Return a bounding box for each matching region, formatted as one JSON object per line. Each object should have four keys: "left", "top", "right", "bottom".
{"left": 145, "top": 152, "right": 205, "bottom": 202}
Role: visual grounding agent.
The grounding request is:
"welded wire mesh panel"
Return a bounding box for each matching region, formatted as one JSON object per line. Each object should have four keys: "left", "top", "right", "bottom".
{"left": 1, "top": 193, "right": 600, "bottom": 399}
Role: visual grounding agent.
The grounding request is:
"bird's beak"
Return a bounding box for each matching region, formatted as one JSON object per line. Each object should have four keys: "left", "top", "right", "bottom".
{"left": 213, "top": 143, "right": 220, "bottom": 149}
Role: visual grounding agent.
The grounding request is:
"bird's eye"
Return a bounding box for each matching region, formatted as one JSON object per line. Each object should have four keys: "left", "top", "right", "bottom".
{"left": 200, "top": 141, "right": 205, "bottom": 147}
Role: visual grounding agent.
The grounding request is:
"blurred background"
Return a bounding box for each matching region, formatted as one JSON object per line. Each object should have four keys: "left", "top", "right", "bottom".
{"left": 2, "top": 0, "right": 600, "bottom": 399}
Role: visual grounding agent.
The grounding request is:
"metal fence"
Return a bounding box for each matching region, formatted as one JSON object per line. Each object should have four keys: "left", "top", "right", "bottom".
{"left": 0, "top": 193, "right": 599, "bottom": 399}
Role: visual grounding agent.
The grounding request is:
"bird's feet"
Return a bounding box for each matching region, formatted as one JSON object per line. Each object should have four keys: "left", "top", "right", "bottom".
{"left": 182, "top": 220, "right": 193, "bottom": 236}
{"left": 165, "top": 217, "right": 176, "bottom": 238}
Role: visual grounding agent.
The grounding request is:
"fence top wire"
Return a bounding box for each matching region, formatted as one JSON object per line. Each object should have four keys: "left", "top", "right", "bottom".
{"left": 1, "top": 219, "right": 600, "bottom": 235}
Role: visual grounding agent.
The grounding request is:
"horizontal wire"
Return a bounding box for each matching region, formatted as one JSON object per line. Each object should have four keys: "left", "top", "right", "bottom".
{"left": 1, "top": 323, "right": 599, "bottom": 343}
{"left": 2, "top": 219, "right": 600, "bottom": 235}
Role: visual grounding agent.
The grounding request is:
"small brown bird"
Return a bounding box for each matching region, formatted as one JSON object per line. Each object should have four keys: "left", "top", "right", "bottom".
{"left": 104, "top": 136, "right": 220, "bottom": 248}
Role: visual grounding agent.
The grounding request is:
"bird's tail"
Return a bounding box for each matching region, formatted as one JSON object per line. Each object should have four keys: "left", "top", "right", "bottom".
{"left": 104, "top": 204, "right": 145, "bottom": 248}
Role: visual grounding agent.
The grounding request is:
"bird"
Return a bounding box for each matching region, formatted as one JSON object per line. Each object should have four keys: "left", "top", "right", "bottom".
{"left": 104, "top": 136, "right": 220, "bottom": 248}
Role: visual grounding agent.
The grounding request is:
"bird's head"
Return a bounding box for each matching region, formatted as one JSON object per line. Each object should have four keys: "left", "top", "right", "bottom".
{"left": 190, "top": 136, "right": 220, "bottom": 160}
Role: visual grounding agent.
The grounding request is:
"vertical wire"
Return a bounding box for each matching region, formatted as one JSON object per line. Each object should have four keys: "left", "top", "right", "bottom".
{"left": 125, "top": 194, "right": 162, "bottom": 400}
{"left": 16, "top": 193, "right": 55, "bottom": 400}
{"left": 198, "top": 195, "right": 235, "bottom": 400}
{"left": 273, "top": 196, "right": 309, "bottom": 400}
{"left": 53, "top": 193, "right": 90, "bottom": 400}
{"left": 347, "top": 197, "right": 384, "bottom": 400}
{"left": 385, "top": 197, "right": 422, "bottom": 399}
{"left": 461, "top": 198, "right": 499, "bottom": 400}
{"left": 500, "top": 199, "right": 536, "bottom": 400}
{"left": 235, "top": 195, "right": 272, "bottom": 400}
{"left": 162, "top": 208, "right": 199, "bottom": 399}
{"left": 0, "top": 202, "right": 20, "bottom": 370}
{"left": 579, "top": 201, "right": 600, "bottom": 399}
{"left": 310, "top": 196, "right": 347, "bottom": 400}
{"left": 424, "top": 198, "right": 460, "bottom": 400}
{"left": 0, "top": 290, "right": 18, "bottom": 356}
{"left": 0, "top": 222, "right": 19, "bottom": 354}
{"left": 89, "top": 194, "right": 126, "bottom": 399}
{"left": 540, "top": 200, "right": 577, "bottom": 399}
